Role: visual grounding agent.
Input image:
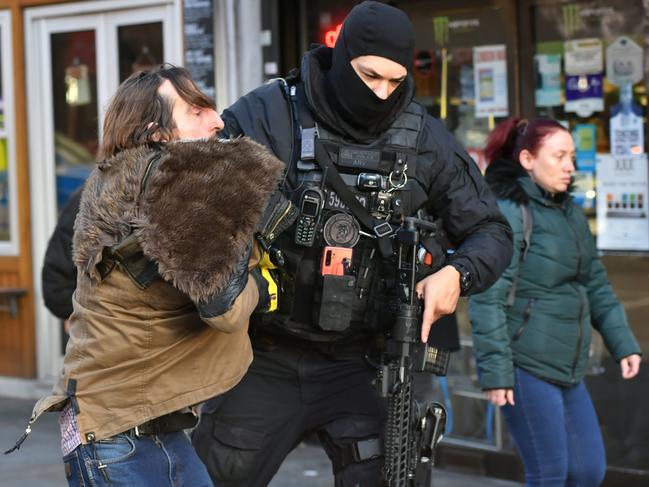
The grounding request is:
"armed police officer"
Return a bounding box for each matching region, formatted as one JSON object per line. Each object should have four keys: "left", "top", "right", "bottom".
{"left": 193, "top": 2, "right": 513, "bottom": 486}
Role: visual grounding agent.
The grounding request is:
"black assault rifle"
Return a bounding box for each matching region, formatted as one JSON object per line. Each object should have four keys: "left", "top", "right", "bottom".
{"left": 378, "top": 217, "right": 450, "bottom": 487}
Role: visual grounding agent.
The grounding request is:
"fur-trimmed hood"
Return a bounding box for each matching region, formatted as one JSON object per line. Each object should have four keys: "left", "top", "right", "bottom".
{"left": 485, "top": 157, "right": 572, "bottom": 207}
{"left": 484, "top": 158, "right": 530, "bottom": 205}
{"left": 74, "top": 137, "right": 284, "bottom": 301}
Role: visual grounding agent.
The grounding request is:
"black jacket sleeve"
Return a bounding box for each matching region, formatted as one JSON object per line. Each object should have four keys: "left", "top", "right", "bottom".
{"left": 41, "top": 187, "right": 83, "bottom": 319}
{"left": 221, "top": 81, "right": 294, "bottom": 165}
{"left": 418, "top": 117, "right": 513, "bottom": 294}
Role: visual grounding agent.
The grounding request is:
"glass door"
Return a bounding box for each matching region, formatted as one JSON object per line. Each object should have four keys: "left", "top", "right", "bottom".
{"left": 25, "top": 0, "right": 181, "bottom": 380}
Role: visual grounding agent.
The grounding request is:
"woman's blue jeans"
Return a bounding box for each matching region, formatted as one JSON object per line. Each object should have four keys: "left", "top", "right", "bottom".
{"left": 502, "top": 367, "right": 606, "bottom": 487}
{"left": 62, "top": 430, "right": 213, "bottom": 486}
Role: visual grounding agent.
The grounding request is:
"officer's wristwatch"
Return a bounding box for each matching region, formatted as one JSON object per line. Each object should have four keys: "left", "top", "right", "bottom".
{"left": 451, "top": 264, "right": 472, "bottom": 294}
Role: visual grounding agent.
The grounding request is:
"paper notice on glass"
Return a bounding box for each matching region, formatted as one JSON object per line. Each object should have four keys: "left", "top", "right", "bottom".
{"left": 610, "top": 109, "right": 644, "bottom": 157}
{"left": 535, "top": 54, "right": 562, "bottom": 107}
{"left": 606, "top": 36, "right": 643, "bottom": 86}
{"left": 565, "top": 74, "right": 603, "bottom": 117}
{"left": 473, "top": 45, "right": 508, "bottom": 118}
{"left": 596, "top": 153, "right": 649, "bottom": 251}
{"left": 573, "top": 124, "right": 597, "bottom": 172}
{"left": 564, "top": 38, "right": 603, "bottom": 75}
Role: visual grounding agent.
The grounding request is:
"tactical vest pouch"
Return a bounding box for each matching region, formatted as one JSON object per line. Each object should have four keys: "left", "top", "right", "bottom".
{"left": 256, "top": 191, "right": 299, "bottom": 250}
{"left": 316, "top": 274, "right": 355, "bottom": 331}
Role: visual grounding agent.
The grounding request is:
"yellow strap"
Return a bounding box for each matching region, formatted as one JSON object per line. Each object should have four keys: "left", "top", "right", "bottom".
{"left": 259, "top": 252, "right": 277, "bottom": 269}
{"left": 260, "top": 267, "right": 278, "bottom": 312}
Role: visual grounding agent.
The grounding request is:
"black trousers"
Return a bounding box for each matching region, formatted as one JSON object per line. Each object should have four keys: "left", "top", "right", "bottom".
{"left": 192, "top": 335, "right": 386, "bottom": 487}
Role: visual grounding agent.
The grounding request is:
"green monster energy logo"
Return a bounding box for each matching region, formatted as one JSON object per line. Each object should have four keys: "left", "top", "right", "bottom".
{"left": 562, "top": 4, "right": 581, "bottom": 38}
{"left": 433, "top": 16, "right": 449, "bottom": 46}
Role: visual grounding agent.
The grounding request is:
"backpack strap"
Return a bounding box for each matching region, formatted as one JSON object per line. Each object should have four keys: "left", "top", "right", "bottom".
{"left": 506, "top": 204, "right": 533, "bottom": 307}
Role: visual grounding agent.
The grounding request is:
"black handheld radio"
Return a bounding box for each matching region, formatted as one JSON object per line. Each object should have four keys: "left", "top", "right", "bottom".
{"left": 294, "top": 188, "right": 323, "bottom": 247}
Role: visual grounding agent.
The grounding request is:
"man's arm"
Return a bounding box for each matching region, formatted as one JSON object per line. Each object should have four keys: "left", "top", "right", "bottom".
{"left": 420, "top": 120, "right": 513, "bottom": 294}
{"left": 42, "top": 187, "right": 83, "bottom": 319}
{"left": 220, "top": 80, "right": 294, "bottom": 165}
{"left": 415, "top": 119, "right": 513, "bottom": 340}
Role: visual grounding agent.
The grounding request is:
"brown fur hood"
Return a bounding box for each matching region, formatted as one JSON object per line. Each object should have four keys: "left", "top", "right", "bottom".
{"left": 74, "top": 137, "right": 284, "bottom": 301}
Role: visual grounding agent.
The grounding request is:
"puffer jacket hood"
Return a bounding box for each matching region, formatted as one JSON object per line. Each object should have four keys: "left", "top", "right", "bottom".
{"left": 484, "top": 158, "right": 530, "bottom": 205}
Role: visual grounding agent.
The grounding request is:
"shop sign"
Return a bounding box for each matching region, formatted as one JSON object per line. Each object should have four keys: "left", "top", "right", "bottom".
{"left": 564, "top": 38, "right": 603, "bottom": 75}
{"left": 535, "top": 54, "right": 562, "bottom": 107}
{"left": 565, "top": 73, "right": 603, "bottom": 117}
{"left": 606, "top": 36, "right": 643, "bottom": 86}
{"left": 473, "top": 45, "right": 508, "bottom": 118}
{"left": 596, "top": 153, "right": 649, "bottom": 251}
{"left": 184, "top": 0, "right": 215, "bottom": 100}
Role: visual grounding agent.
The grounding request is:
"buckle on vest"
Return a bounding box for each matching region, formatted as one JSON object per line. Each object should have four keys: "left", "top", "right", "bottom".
{"left": 373, "top": 222, "right": 393, "bottom": 238}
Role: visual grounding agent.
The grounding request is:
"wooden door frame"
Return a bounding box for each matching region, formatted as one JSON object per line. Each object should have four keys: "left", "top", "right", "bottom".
{"left": 24, "top": 0, "right": 182, "bottom": 381}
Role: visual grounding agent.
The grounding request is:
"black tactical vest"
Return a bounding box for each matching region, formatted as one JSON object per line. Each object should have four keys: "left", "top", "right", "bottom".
{"left": 258, "top": 81, "right": 430, "bottom": 342}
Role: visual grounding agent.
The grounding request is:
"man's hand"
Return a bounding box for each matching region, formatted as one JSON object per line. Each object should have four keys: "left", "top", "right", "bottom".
{"left": 486, "top": 389, "right": 515, "bottom": 406}
{"left": 620, "top": 354, "right": 641, "bottom": 379}
{"left": 415, "top": 265, "right": 461, "bottom": 343}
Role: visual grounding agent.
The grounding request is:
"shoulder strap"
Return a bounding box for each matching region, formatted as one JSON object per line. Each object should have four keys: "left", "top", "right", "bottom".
{"left": 289, "top": 83, "right": 395, "bottom": 258}
{"left": 506, "top": 204, "right": 533, "bottom": 306}
{"left": 313, "top": 141, "right": 394, "bottom": 258}
{"left": 520, "top": 203, "right": 533, "bottom": 261}
{"left": 98, "top": 150, "right": 164, "bottom": 287}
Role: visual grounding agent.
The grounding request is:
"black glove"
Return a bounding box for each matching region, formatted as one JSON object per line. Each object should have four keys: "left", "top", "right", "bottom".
{"left": 196, "top": 246, "right": 251, "bottom": 318}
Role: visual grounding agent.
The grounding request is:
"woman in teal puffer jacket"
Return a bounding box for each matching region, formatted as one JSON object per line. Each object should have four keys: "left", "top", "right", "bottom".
{"left": 469, "top": 117, "right": 641, "bottom": 487}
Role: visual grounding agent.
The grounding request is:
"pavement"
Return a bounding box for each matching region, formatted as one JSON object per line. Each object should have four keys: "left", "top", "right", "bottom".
{"left": 0, "top": 396, "right": 522, "bottom": 487}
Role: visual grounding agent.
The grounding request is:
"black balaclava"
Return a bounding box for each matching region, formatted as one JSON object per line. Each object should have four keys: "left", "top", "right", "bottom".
{"left": 324, "top": 1, "right": 415, "bottom": 135}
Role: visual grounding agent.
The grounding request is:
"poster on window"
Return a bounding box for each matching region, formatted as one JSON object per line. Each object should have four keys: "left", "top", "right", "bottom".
{"left": 610, "top": 104, "right": 644, "bottom": 157}
{"left": 596, "top": 153, "right": 649, "bottom": 251}
{"left": 565, "top": 73, "right": 603, "bottom": 117}
{"left": 605, "top": 36, "right": 644, "bottom": 87}
{"left": 573, "top": 123, "right": 596, "bottom": 172}
{"left": 535, "top": 54, "right": 562, "bottom": 107}
{"left": 473, "top": 45, "right": 508, "bottom": 118}
{"left": 564, "top": 38, "right": 603, "bottom": 75}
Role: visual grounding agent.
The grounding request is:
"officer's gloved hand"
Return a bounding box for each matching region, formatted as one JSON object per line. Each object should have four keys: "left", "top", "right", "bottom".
{"left": 196, "top": 246, "right": 252, "bottom": 318}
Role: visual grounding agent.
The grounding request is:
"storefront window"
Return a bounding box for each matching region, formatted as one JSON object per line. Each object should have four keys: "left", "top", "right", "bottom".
{"left": 401, "top": 3, "right": 515, "bottom": 171}
{"left": 50, "top": 30, "right": 98, "bottom": 211}
{"left": 118, "top": 22, "right": 163, "bottom": 82}
{"left": 0, "top": 11, "right": 18, "bottom": 254}
{"left": 531, "top": 1, "right": 647, "bottom": 218}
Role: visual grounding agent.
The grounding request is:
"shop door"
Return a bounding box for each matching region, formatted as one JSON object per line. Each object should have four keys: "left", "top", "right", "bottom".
{"left": 25, "top": 0, "right": 182, "bottom": 380}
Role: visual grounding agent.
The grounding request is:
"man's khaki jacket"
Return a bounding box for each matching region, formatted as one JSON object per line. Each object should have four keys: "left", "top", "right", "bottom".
{"left": 31, "top": 137, "right": 284, "bottom": 443}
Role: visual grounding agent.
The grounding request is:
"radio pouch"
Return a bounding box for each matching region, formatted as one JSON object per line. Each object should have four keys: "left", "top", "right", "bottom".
{"left": 317, "top": 274, "right": 355, "bottom": 331}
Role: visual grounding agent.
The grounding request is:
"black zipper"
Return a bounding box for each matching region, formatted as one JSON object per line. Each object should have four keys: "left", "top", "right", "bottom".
{"left": 571, "top": 291, "right": 585, "bottom": 382}
{"left": 563, "top": 206, "right": 584, "bottom": 382}
{"left": 513, "top": 298, "right": 536, "bottom": 341}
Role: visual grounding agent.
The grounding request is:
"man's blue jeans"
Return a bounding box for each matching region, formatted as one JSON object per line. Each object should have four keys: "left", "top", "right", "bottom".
{"left": 62, "top": 430, "right": 213, "bottom": 486}
{"left": 502, "top": 367, "right": 606, "bottom": 487}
